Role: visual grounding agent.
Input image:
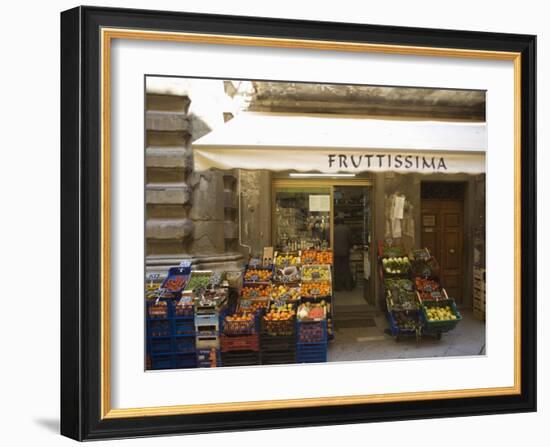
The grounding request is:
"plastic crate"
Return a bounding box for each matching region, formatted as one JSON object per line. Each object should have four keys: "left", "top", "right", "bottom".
{"left": 174, "top": 353, "right": 197, "bottom": 369}
{"left": 174, "top": 301, "right": 194, "bottom": 317}
{"left": 261, "top": 316, "right": 296, "bottom": 337}
{"left": 220, "top": 334, "right": 260, "bottom": 352}
{"left": 387, "top": 310, "right": 420, "bottom": 337}
{"left": 174, "top": 335, "right": 196, "bottom": 353}
{"left": 195, "top": 314, "right": 220, "bottom": 333}
{"left": 150, "top": 354, "right": 174, "bottom": 370}
{"left": 161, "top": 266, "right": 191, "bottom": 296}
{"left": 420, "top": 299, "right": 462, "bottom": 332}
{"left": 149, "top": 337, "right": 173, "bottom": 355}
{"left": 296, "top": 342, "right": 327, "bottom": 363}
{"left": 297, "top": 320, "right": 327, "bottom": 344}
{"left": 197, "top": 349, "right": 221, "bottom": 368}
{"left": 147, "top": 319, "right": 171, "bottom": 337}
{"left": 196, "top": 335, "right": 220, "bottom": 350}
{"left": 260, "top": 333, "right": 296, "bottom": 352}
{"left": 174, "top": 317, "right": 195, "bottom": 336}
{"left": 223, "top": 315, "right": 257, "bottom": 336}
{"left": 146, "top": 300, "right": 170, "bottom": 319}
{"left": 221, "top": 350, "right": 260, "bottom": 367}
{"left": 260, "top": 349, "right": 296, "bottom": 365}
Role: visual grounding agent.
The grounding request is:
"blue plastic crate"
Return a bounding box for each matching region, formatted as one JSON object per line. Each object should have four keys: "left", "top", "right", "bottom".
{"left": 174, "top": 318, "right": 195, "bottom": 336}
{"left": 149, "top": 336, "right": 173, "bottom": 355}
{"left": 296, "top": 342, "right": 328, "bottom": 363}
{"left": 150, "top": 354, "right": 174, "bottom": 370}
{"left": 174, "top": 335, "right": 195, "bottom": 353}
{"left": 146, "top": 299, "right": 172, "bottom": 319}
{"left": 147, "top": 319, "right": 172, "bottom": 337}
{"left": 174, "top": 353, "right": 197, "bottom": 369}
{"left": 296, "top": 319, "right": 327, "bottom": 344}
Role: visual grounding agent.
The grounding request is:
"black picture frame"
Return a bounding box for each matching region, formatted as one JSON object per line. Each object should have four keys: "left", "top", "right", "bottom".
{"left": 61, "top": 5, "right": 536, "bottom": 441}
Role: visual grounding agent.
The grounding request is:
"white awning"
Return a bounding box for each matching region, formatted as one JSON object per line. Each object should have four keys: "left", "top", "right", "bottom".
{"left": 192, "top": 112, "right": 486, "bottom": 174}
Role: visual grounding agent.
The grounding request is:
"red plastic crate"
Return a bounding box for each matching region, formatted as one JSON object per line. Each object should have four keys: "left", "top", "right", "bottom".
{"left": 220, "top": 334, "right": 260, "bottom": 352}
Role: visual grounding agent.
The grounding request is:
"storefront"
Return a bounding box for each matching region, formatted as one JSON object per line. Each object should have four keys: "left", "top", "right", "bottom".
{"left": 145, "top": 95, "right": 487, "bottom": 370}
{"left": 192, "top": 112, "right": 486, "bottom": 312}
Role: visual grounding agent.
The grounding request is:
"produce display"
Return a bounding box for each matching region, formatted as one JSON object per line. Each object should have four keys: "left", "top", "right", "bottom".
{"left": 164, "top": 276, "right": 186, "bottom": 292}
{"left": 424, "top": 304, "right": 457, "bottom": 321}
{"left": 381, "top": 256, "right": 411, "bottom": 275}
{"left": 185, "top": 272, "right": 212, "bottom": 291}
{"left": 301, "top": 250, "right": 333, "bottom": 265}
{"left": 271, "top": 284, "right": 300, "bottom": 301}
{"left": 301, "top": 265, "right": 331, "bottom": 282}
{"left": 148, "top": 300, "right": 168, "bottom": 318}
{"left": 274, "top": 265, "right": 300, "bottom": 283}
{"left": 275, "top": 253, "right": 300, "bottom": 267}
{"left": 244, "top": 268, "right": 273, "bottom": 283}
{"left": 238, "top": 300, "right": 269, "bottom": 314}
{"left": 381, "top": 246, "right": 406, "bottom": 258}
{"left": 301, "top": 282, "right": 331, "bottom": 297}
{"left": 297, "top": 302, "right": 326, "bottom": 321}
{"left": 242, "top": 284, "right": 271, "bottom": 298}
{"left": 393, "top": 312, "right": 420, "bottom": 331}
{"left": 224, "top": 312, "right": 256, "bottom": 335}
{"left": 174, "top": 298, "right": 194, "bottom": 316}
{"left": 415, "top": 277, "right": 444, "bottom": 301}
{"left": 262, "top": 303, "right": 296, "bottom": 336}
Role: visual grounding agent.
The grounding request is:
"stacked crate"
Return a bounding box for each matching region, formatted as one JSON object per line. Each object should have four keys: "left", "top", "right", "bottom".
{"left": 260, "top": 311, "right": 297, "bottom": 365}
{"left": 296, "top": 305, "right": 328, "bottom": 363}
{"left": 220, "top": 303, "right": 261, "bottom": 367}
{"left": 146, "top": 299, "right": 197, "bottom": 370}
{"left": 473, "top": 266, "right": 486, "bottom": 321}
{"left": 194, "top": 308, "right": 222, "bottom": 368}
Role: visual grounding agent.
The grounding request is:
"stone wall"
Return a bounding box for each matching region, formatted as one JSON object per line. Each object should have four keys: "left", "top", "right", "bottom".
{"left": 145, "top": 92, "right": 243, "bottom": 275}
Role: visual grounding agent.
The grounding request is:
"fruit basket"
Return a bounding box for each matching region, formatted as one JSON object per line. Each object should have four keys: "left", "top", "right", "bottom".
{"left": 237, "top": 298, "right": 269, "bottom": 315}
{"left": 223, "top": 312, "right": 257, "bottom": 335}
{"left": 301, "top": 282, "right": 332, "bottom": 298}
{"left": 274, "top": 251, "right": 300, "bottom": 268}
{"left": 242, "top": 284, "right": 272, "bottom": 299}
{"left": 420, "top": 299, "right": 462, "bottom": 332}
{"left": 301, "top": 249, "right": 333, "bottom": 265}
{"left": 262, "top": 303, "right": 296, "bottom": 336}
{"left": 271, "top": 284, "right": 301, "bottom": 302}
{"left": 147, "top": 299, "right": 169, "bottom": 319}
{"left": 301, "top": 265, "right": 331, "bottom": 282}
{"left": 243, "top": 266, "right": 273, "bottom": 284}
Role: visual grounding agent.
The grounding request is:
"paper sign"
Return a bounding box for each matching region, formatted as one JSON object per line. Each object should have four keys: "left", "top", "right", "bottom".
{"left": 309, "top": 195, "right": 330, "bottom": 212}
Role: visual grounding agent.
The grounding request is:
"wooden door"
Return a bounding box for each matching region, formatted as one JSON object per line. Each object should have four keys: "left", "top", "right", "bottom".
{"left": 421, "top": 199, "right": 464, "bottom": 304}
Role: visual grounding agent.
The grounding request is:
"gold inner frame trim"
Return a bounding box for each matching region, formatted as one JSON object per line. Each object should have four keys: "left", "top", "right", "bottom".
{"left": 100, "top": 27, "right": 522, "bottom": 420}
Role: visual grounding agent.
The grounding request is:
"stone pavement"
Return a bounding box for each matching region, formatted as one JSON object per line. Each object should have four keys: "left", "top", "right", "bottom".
{"left": 328, "top": 310, "right": 485, "bottom": 363}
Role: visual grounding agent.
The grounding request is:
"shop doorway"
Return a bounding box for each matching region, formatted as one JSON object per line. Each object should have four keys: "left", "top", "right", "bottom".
{"left": 421, "top": 182, "right": 466, "bottom": 305}
{"left": 272, "top": 179, "right": 374, "bottom": 310}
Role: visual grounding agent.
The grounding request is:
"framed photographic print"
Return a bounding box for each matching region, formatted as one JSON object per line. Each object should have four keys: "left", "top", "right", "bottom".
{"left": 60, "top": 6, "right": 537, "bottom": 441}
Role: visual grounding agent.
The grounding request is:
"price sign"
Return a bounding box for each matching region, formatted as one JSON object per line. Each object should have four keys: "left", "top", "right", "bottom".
{"left": 311, "top": 271, "right": 321, "bottom": 279}
{"left": 240, "top": 299, "right": 252, "bottom": 308}
{"left": 179, "top": 260, "right": 192, "bottom": 268}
